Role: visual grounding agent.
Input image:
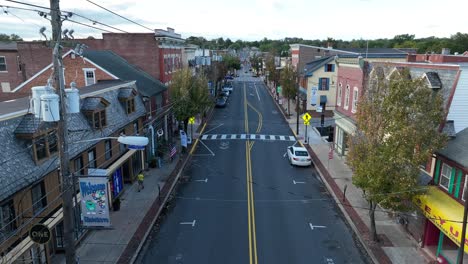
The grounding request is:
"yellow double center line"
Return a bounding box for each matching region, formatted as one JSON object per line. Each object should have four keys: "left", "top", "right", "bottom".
{"left": 244, "top": 82, "right": 258, "bottom": 264}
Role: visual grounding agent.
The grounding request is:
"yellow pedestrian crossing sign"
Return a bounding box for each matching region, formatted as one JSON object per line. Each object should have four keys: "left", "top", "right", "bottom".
{"left": 302, "top": 113, "right": 311, "bottom": 122}
{"left": 304, "top": 120, "right": 310, "bottom": 126}
{"left": 188, "top": 117, "right": 195, "bottom": 124}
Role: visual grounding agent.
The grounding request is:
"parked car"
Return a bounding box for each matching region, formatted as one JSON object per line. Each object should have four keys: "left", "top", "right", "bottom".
{"left": 220, "top": 91, "right": 230, "bottom": 97}
{"left": 286, "top": 146, "right": 312, "bottom": 166}
{"left": 215, "top": 97, "right": 227, "bottom": 108}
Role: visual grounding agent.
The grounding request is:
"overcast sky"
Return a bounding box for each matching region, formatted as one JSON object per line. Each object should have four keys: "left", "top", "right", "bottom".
{"left": 1, "top": 0, "right": 467, "bottom": 42}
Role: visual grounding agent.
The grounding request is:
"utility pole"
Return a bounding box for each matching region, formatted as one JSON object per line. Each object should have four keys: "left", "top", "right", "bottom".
{"left": 50, "top": 0, "right": 76, "bottom": 263}
{"left": 458, "top": 187, "right": 468, "bottom": 263}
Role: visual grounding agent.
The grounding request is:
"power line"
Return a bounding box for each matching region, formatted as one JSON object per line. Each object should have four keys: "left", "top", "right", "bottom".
{"left": 84, "top": 0, "right": 153, "bottom": 32}
{"left": 3, "top": 0, "right": 128, "bottom": 33}
{"left": 64, "top": 18, "right": 113, "bottom": 33}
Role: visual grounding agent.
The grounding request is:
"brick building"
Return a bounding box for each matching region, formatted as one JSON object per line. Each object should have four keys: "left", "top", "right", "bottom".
{"left": 0, "top": 42, "right": 23, "bottom": 93}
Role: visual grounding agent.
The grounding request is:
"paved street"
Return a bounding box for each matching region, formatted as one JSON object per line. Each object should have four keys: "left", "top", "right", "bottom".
{"left": 138, "top": 69, "right": 371, "bottom": 264}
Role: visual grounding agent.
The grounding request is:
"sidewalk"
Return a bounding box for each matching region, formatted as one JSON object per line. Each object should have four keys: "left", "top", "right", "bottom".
{"left": 266, "top": 84, "right": 432, "bottom": 264}
{"left": 53, "top": 117, "right": 207, "bottom": 264}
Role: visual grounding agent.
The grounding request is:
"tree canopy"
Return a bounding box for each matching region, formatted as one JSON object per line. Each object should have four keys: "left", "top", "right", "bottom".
{"left": 184, "top": 32, "right": 468, "bottom": 54}
{"left": 170, "top": 68, "right": 213, "bottom": 130}
{"left": 0, "top": 33, "right": 22, "bottom": 41}
{"left": 347, "top": 66, "right": 447, "bottom": 241}
{"left": 279, "top": 64, "right": 297, "bottom": 116}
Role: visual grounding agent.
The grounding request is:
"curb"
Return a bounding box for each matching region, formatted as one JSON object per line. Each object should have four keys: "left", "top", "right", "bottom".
{"left": 265, "top": 84, "right": 383, "bottom": 264}
{"left": 117, "top": 109, "right": 213, "bottom": 264}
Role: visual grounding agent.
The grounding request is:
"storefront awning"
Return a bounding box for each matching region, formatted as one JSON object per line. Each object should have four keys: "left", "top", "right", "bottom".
{"left": 106, "top": 149, "right": 137, "bottom": 175}
{"left": 414, "top": 186, "right": 467, "bottom": 252}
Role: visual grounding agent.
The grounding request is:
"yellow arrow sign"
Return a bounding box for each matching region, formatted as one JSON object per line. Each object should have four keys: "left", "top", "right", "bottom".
{"left": 302, "top": 113, "right": 311, "bottom": 122}
{"left": 188, "top": 117, "right": 195, "bottom": 124}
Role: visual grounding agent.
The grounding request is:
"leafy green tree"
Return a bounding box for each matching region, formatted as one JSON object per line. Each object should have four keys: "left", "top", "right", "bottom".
{"left": 265, "top": 53, "right": 277, "bottom": 87}
{"left": 223, "top": 55, "right": 241, "bottom": 71}
{"left": 0, "top": 33, "right": 22, "bottom": 41}
{"left": 279, "top": 64, "right": 297, "bottom": 116}
{"left": 170, "top": 68, "right": 213, "bottom": 132}
{"left": 347, "top": 67, "right": 447, "bottom": 242}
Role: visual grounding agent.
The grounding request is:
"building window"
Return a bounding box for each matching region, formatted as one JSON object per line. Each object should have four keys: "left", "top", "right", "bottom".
{"left": 55, "top": 223, "right": 64, "bottom": 248}
{"left": 0, "top": 200, "right": 16, "bottom": 236}
{"left": 84, "top": 69, "right": 96, "bottom": 86}
{"left": 324, "top": 64, "right": 335, "bottom": 72}
{"left": 352, "top": 87, "right": 359, "bottom": 113}
{"left": 0, "top": 56, "right": 6, "bottom": 71}
{"left": 126, "top": 98, "right": 135, "bottom": 114}
{"left": 133, "top": 121, "right": 139, "bottom": 135}
{"left": 105, "top": 139, "right": 112, "bottom": 160}
{"left": 1, "top": 82, "right": 11, "bottom": 93}
{"left": 90, "top": 110, "right": 107, "bottom": 129}
{"left": 337, "top": 83, "right": 342, "bottom": 106}
{"left": 32, "top": 182, "right": 47, "bottom": 214}
{"left": 33, "top": 132, "right": 58, "bottom": 162}
{"left": 88, "top": 149, "right": 96, "bottom": 168}
{"left": 319, "top": 78, "right": 329, "bottom": 91}
{"left": 439, "top": 163, "right": 452, "bottom": 191}
{"left": 74, "top": 156, "right": 84, "bottom": 175}
{"left": 344, "top": 85, "right": 350, "bottom": 110}
{"left": 462, "top": 175, "right": 468, "bottom": 201}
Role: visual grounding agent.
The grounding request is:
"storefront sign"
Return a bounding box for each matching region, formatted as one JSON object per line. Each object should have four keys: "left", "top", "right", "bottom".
{"left": 112, "top": 168, "right": 123, "bottom": 198}
{"left": 79, "top": 177, "right": 110, "bottom": 227}
{"left": 414, "top": 187, "right": 468, "bottom": 252}
{"left": 29, "top": 224, "right": 51, "bottom": 244}
{"left": 311, "top": 87, "right": 318, "bottom": 106}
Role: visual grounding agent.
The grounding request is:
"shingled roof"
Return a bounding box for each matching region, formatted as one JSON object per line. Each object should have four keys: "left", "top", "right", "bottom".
{"left": 0, "top": 81, "right": 145, "bottom": 201}
{"left": 83, "top": 50, "right": 167, "bottom": 97}
{"left": 437, "top": 127, "right": 468, "bottom": 168}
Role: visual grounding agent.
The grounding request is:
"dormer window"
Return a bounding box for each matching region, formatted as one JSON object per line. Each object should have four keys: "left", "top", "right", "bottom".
{"left": 82, "top": 97, "right": 110, "bottom": 129}
{"left": 32, "top": 131, "right": 58, "bottom": 163}
{"left": 423, "top": 72, "right": 442, "bottom": 89}
{"left": 118, "top": 88, "right": 138, "bottom": 114}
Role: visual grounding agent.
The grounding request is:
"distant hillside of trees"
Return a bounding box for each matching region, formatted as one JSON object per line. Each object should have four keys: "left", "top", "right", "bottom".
{"left": 186, "top": 33, "right": 468, "bottom": 56}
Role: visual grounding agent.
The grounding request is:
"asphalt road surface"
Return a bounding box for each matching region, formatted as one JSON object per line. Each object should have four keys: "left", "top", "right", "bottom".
{"left": 138, "top": 68, "right": 371, "bottom": 264}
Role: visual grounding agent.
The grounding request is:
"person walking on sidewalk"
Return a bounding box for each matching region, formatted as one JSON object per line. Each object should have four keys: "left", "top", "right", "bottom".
{"left": 137, "top": 171, "right": 145, "bottom": 192}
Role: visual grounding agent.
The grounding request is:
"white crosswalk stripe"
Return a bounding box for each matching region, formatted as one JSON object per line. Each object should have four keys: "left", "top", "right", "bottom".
{"left": 200, "top": 134, "right": 296, "bottom": 142}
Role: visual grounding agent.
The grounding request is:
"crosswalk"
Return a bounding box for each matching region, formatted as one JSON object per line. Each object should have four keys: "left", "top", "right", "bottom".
{"left": 201, "top": 134, "right": 296, "bottom": 142}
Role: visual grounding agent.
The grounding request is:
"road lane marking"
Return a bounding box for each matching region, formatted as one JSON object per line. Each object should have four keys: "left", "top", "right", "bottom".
{"left": 260, "top": 135, "right": 265, "bottom": 140}
{"left": 198, "top": 140, "right": 215, "bottom": 156}
{"left": 194, "top": 178, "right": 208, "bottom": 183}
{"left": 309, "top": 223, "right": 327, "bottom": 230}
{"left": 201, "top": 135, "right": 208, "bottom": 140}
{"left": 180, "top": 220, "right": 196, "bottom": 227}
{"left": 279, "top": 136, "right": 285, "bottom": 141}
{"left": 250, "top": 134, "right": 256, "bottom": 140}
{"left": 230, "top": 134, "right": 236, "bottom": 139}
{"left": 221, "top": 134, "right": 227, "bottom": 139}
{"left": 203, "top": 123, "right": 224, "bottom": 134}
{"left": 293, "top": 180, "right": 306, "bottom": 184}
{"left": 241, "top": 134, "right": 247, "bottom": 139}
{"left": 254, "top": 83, "right": 261, "bottom": 101}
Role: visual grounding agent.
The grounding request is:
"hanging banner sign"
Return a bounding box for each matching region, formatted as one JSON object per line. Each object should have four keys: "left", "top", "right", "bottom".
{"left": 79, "top": 177, "right": 110, "bottom": 227}
{"left": 180, "top": 130, "right": 188, "bottom": 147}
{"left": 311, "top": 87, "right": 318, "bottom": 106}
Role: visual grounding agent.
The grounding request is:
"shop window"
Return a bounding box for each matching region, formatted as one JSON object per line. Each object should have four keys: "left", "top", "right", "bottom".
{"left": 31, "top": 182, "right": 47, "bottom": 214}
{"left": 439, "top": 163, "right": 452, "bottom": 191}
{"left": 105, "top": 139, "right": 112, "bottom": 160}
{"left": 0, "top": 200, "right": 16, "bottom": 238}
{"left": 88, "top": 149, "right": 97, "bottom": 168}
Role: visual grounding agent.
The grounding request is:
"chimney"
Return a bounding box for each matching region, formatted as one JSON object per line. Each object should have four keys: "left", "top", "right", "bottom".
{"left": 441, "top": 48, "right": 450, "bottom": 55}
{"left": 167, "top": 27, "right": 174, "bottom": 33}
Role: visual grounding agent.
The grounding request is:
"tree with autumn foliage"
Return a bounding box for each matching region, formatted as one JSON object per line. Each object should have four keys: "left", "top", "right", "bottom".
{"left": 279, "top": 64, "right": 298, "bottom": 116}
{"left": 347, "top": 67, "right": 447, "bottom": 242}
{"left": 170, "top": 68, "right": 213, "bottom": 132}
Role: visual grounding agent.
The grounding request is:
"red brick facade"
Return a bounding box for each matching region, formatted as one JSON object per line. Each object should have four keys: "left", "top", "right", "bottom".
{"left": 15, "top": 51, "right": 115, "bottom": 93}
{"left": 0, "top": 49, "right": 23, "bottom": 92}
{"left": 335, "top": 65, "right": 364, "bottom": 120}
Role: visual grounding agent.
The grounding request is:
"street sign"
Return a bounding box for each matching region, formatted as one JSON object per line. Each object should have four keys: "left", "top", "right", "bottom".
{"left": 29, "top": 224, "right": 51, "bottom": 244}
{"left": 188, "top": 117, "right": 195, "bottom": 124}
{"left": 304, "top": 120, "right": 310, "bottom": 126}
{"left": 277, "top": 86, "right": 282, "bottom": 93}
{"left": 302, "top": 113, "right": 311, "bottom": 122}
